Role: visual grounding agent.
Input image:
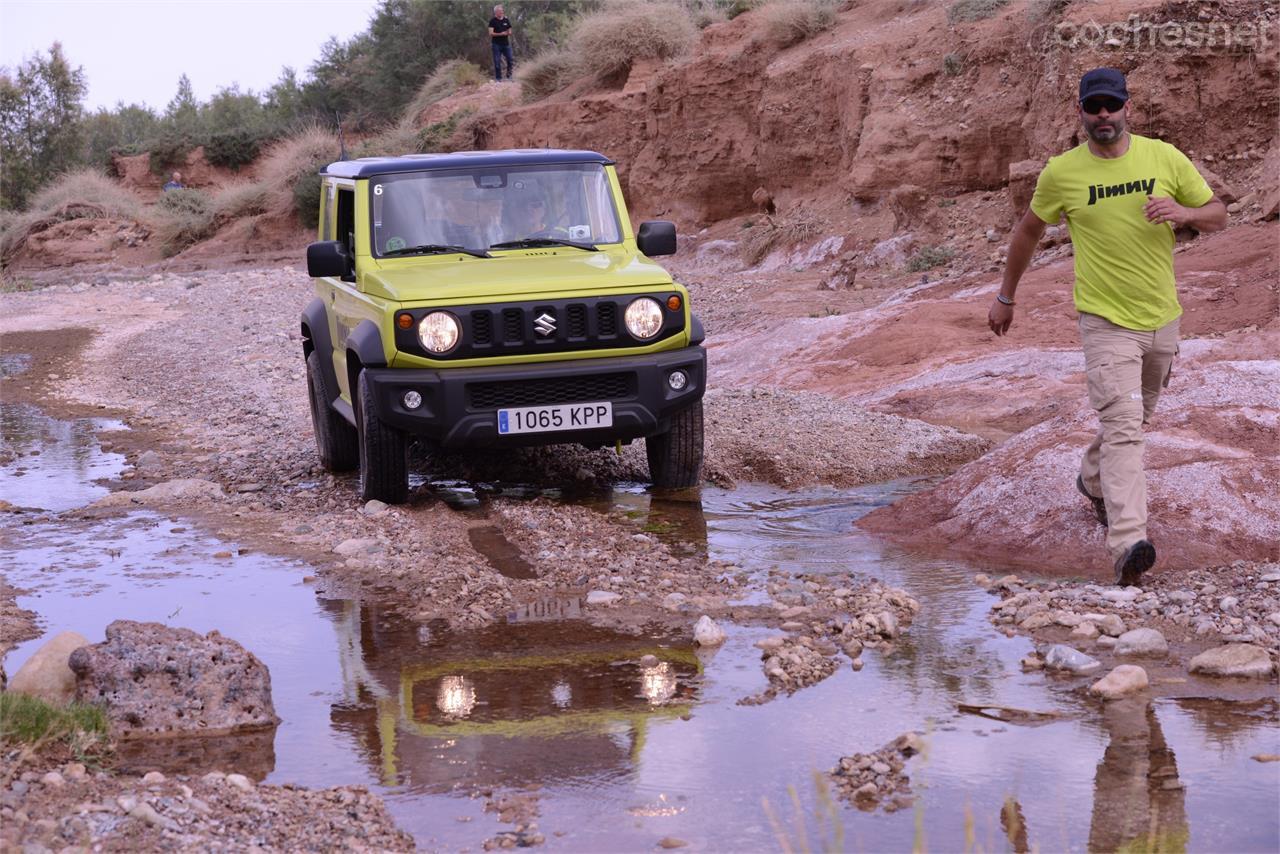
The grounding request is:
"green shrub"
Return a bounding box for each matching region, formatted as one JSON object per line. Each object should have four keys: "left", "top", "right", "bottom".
{"left": 520, "top": 49, "right": 581, "bottom": 101}
{"left": 947, "top": 0, "right": 1009, "bottom": 24}
{"left": 204, "top": 129, "right": 264, "bottom": 170}
{"left": 292, "top": 174, "right": 324, "bottom": 230}
{"left": 1028, "top": 0, "right": 1070, "bottom": 23}
{"left": 0, "top": 692, "right": 108, "bottom": 750}
{"left": 152, "top": 188, "right": 216, "bottom": 256}
{"left": 943, "top": 52, "right": 965, "bottom": 75}
{"left": 417, "top": 107, "right": 476, "bottom": 153}
{"left": 725, "top": 0, "right": 762, "bottom": 19}
{"left": 570, "top": 1, "right": 698, "bottom": 82}
{"left": 762, "top": 0, "right": 837, "bottom": 47}
{"left": 404, "top": 59, "right": 487, "bottom": 121}
{"left": 147, "top": 135, "right": 192, "bottom": 176}
{"left": 906, "top": 244, "right": 957, "bottom": 271}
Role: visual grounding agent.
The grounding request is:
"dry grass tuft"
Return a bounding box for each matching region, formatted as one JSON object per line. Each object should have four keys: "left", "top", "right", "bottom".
{"left": 570, "top": 1, "right": 698, "bottom": 81}
{"left": 521, "top": 49, "right": 582, "bottom": 101}
{"left": 404, "top": 59, "right": 488, "bottom": 122}
{"left": 255, "top": 126, "right": 340, "bottom": 197}
{"left": 762, "top": 0, "right": 837, "bottom": 47}
{"left": 149, "top": 188, "right": 217, "bottom": 257}
{"left": 213, "top": 180, "right": 271, "bottom": 220}
{"left": 0, "top": 169, "right": 143, "bottom": 261}
{"left": 948, "top": 0, "right": 1009, "bottom": 24}
{"left": 741, "top": 207, "right": 824, "bottom": 266}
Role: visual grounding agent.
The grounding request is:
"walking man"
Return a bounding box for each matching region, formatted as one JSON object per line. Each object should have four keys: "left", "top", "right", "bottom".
{"left": 988, "top": 67, "right": 1226, "bottom": 585}
{"left": 489, "top": 5, "right": 514, "bottom": 82}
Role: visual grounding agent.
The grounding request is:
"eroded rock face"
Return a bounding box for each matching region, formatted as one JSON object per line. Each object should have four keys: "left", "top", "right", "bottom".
{"left": 69, "top": 620, "right": 278, "bottom": 737}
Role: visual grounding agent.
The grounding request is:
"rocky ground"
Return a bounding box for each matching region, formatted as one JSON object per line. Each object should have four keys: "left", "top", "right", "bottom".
{"left": 0, "top": 761, "right": 412, "bottom": 852}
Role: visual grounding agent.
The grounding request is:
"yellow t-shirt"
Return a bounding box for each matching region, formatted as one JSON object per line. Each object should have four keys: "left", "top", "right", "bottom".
{"left": 1030, "top": 134, "right": 1214, "bottom": 331}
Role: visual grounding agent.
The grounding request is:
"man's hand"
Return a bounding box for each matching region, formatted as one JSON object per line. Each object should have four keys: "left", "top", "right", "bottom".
{"left": 988, "top": 300, "right": 1014, "bottom": 336}
{"left": 1143, "top": 195, "right": 1191, "bottom": 227}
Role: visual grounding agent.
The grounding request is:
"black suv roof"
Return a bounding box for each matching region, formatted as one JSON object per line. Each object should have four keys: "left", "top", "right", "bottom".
{"left": 321, "top": 149, "right": 615, "bottom": 179}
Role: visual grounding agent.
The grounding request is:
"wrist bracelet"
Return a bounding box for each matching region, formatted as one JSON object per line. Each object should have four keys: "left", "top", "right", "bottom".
{"left": 995, "top": 294, "right": 1016, "bottom": 306}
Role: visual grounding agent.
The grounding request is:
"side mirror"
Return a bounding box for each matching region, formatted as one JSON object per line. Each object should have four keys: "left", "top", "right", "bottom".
{"left": 636, "top": 221, "right": 677, "bottom": 257}
{"left": 307, "top": 241, "right": 352, "bottom": 278}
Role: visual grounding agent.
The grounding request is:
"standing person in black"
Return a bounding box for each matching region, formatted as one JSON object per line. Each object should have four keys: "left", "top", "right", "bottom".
{"left": 488, "top": 5, "right": 514, "bottom": 82}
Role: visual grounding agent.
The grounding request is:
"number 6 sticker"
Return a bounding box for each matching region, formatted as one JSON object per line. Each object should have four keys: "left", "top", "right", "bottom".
{"left": 373, "top": 184, "right": 383, "bottom": 195}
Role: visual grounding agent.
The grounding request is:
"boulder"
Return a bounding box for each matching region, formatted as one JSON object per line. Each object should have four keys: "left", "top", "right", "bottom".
{"left": 1042, "top": 644, "right": 1102, "bottom": 675}
{"left": 1188, "top": 644, "right": 1276, "bottom": 679}
{"left": 693, "top": 615, "right": 726, "bottom": 647}
{"left": 1089, "top": 665, "right": 1149, "bottom": 700}
{"left": 8, "top": 631, "right": 90, "bottom": 704}
{"left": 69, "top": 620, "right": 278, "bottom": 737}
{"left": 1115, "top": 628, "right": 1168, "bottom": 657}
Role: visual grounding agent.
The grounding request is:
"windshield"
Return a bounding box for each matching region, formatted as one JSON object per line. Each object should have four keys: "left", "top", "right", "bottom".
{"left": 370, "top": 163, "right": 623, "bottom": 257}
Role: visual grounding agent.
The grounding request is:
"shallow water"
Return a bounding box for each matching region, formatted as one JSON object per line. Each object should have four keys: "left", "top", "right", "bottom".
{"left": 2, "top": 397, "right": 1277, "bottom": 852}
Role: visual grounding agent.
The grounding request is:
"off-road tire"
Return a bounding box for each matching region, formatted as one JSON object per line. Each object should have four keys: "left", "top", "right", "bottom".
{"left": 646, "top": 400, "right": 704, "bottom": 489}
{"left": 306, "top": 350, "right": 358, "bottom": 471}
{"left": 357, "top": 371, "right": 408, "bottom": 504}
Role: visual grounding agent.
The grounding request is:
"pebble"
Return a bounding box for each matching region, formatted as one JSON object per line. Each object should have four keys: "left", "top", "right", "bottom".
{"left": 638, "top": 654, "right": 660, "bottom": 668}
{"left": 63, "top": 763, "right": 87, "bottom": 781}
{"left": 658, "top": 838, "right": 689, "bottom": 849}
{"left": 1220, "top": 596, "right": 1239, "bottom": 612}
{"left": 1071, "top": 622, "right": 1099, "bottom": 640}
{"left": 585, "top": 590, "right": 622, "bottom": 606}
{"left": 142, "top": 771, "right": 166, "bottom": 785}
{"left": 754, "top": 636, "right": 787, "bottom": 652}
{"left": 1089, "top": 665, "right": 1149, "bottom": 699}
{"left": 40, "top": 772, "right": 65, "bottom": 788}
{"left": 1260, "top": 573, "right": 1280, "bottom": 582}
{"left": 851, "top": 657, "right": 864, "bottom": 671}
{"left": 1043, "top": 644, "right": 1102, "bottom": 675}
{"left": 361, "top": 499, "right": 389, "bottom": 515}
{"left": 226, "top": 773, "right": 255, "bottom": 792}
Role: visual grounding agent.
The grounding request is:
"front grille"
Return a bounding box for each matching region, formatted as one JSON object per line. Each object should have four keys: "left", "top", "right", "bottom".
{"left": 396, "top": 294, "right": 684, "bottom": 360}
{"left": 567, "top": 304, "right": 588, "bottom": 339}
{"left": 472, "top": 310, "right": 492, "bottom": 345}
{"left": 468, "top": 372, "right": 633, "bottom": 409}
{"left": 597, "top": 302, "right": 617, "bottom": 337}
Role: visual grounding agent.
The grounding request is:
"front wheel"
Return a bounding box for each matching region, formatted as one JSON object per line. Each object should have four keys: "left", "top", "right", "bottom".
{"left": 306, "top": 350, "right": 358, "bottom": 471}
{"left": 646, "top": 400, "right": 704, "bottom": 489}
{"left": 357, "top": 371, "right": 408, "bottom": 504}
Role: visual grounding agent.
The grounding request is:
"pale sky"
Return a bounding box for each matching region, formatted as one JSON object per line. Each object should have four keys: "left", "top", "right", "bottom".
{"left": 0, "top": 0, "right": 384, "bottom": 112}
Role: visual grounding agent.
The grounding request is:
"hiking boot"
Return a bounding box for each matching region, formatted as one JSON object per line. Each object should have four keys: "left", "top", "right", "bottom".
{"left": 1114, "top": 539, "right": 1156, "bottom": 586}
{"left": 1077, "top": 474, "right": 1107, "bottom": 527}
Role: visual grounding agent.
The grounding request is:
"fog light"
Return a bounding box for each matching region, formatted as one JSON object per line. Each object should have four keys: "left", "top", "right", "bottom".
{"left": 668, "top": 370, "right": 688, "bottom": 391}
{"left": 403, "top": 390, "right": 422, "bottom": 410}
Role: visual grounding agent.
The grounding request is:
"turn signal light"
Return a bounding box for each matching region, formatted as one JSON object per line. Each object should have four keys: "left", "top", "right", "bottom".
{"left": 396, "top": 313, "right": 413, "bottom": 330}
{"left": 666, "top": 295, "right": 682, "bottom": 311}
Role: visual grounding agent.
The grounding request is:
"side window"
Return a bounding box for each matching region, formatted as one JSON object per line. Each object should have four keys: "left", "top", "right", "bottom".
{"left": 323, "top": 183, "right": 336, "bottom": 240}
{"left": 336, "top": 188, "right": 355, "bottom": 255}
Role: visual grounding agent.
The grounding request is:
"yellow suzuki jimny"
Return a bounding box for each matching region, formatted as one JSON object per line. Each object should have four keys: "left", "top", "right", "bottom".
{"left": 301, "top": 149, "right": 706, "bottom": 504}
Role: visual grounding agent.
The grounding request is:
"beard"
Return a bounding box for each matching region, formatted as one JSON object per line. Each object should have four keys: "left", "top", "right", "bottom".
{"left": 1086, "top": 115, "right": 1126, "bottom": 144}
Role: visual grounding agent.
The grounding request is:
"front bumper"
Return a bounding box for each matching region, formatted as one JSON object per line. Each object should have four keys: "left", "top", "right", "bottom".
{"left": 363, "top": 346, "right": 706, "bottom": 448}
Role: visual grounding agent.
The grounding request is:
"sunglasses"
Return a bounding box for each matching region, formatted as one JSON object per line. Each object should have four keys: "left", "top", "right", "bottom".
{"left": 1082, "top": 96, "right": 1126, "bottom": 115}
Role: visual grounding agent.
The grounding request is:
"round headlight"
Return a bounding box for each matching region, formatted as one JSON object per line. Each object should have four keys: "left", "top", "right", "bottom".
{"left": 418, "top": 311, "right": 460, "bottom": 353}
{"left": 624, "top": 297, "right": 663, "bottom": 340}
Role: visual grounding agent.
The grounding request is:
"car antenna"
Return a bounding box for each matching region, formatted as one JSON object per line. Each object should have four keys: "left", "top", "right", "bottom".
{"left": 335, "top": 111, "right": 348, "bottom": 160}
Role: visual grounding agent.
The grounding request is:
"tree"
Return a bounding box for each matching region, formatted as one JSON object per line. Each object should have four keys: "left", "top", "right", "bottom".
{"left": 81, "top": 101, "right": 159, "bottom": 169}
{"left": 163, "top": 73, "right": 201, "bottom": 139}
{"left": 0, "top": 42, "right": 87, "bottom": 209}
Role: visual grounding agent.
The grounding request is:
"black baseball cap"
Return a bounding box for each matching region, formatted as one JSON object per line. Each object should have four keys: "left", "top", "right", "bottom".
{"left": 1079, "top": 68, "right": 1129, "bottom": 103}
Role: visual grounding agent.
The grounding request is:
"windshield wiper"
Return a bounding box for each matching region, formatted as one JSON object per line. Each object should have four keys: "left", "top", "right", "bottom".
{"left": 489, "top": 237, "right": 599, "bottom": 252}
{"left": 382, "top": 243, "right": 491, "bottom": 259}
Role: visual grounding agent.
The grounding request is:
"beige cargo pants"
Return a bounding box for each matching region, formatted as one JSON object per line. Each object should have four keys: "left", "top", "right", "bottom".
{"left": 1078, "top": 312, "right": 1179, "bottom": 561}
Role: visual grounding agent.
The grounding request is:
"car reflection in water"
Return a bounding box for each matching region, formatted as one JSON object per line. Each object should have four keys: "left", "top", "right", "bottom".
{"left": 322, "top": 599, "right": 702, "bottom": 792}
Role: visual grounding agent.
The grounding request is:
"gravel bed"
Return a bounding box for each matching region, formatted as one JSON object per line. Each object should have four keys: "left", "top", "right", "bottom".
{"left": 830, "top": 732, "right": 924, "bottom": 813}
{"left": 0, "top": 762, "right": 411, "bottom": 852}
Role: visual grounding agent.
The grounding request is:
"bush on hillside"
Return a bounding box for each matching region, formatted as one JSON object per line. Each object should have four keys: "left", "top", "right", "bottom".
{"left": 404, "top": 59, "right": 488, "bottom": 121}
{"left": 947, "top": 0, "right": 1010, "bottom": 24}
{"left": 0, "top": 169, "right": 143, "bottom": 260}
{"left": 1028, "top": 0, "right": 1070, "bottom": 22}
{"left": 151, "top": 188, "right": 216, "bottom": 256}
{"left": 204, "top": 128, "right": 265, "bottom": 170}
{"left": 762, "top": 0, "right": 837, "bottom": 47}
{"left": 213, "top": 180, "right": 270, "bottom": 220}
{"left": 520, "top": 50, "right": 581, "bottom": 101}
{"left": 570, "top": 1, "right": 698, "bottom": 82}
{"left": 724, "top": 0, "right": 763, "bottom": 20}
{"left": 253, "top": 126, "right": 340, "bottom": 226}
{"left": 906, "top": 244, "right": 956, "bottom": 271}
{"left": 147, "top": 135, "right": 193, "bottom": 176}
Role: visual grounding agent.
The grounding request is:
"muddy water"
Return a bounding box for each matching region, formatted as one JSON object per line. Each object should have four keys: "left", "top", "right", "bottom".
{"left": 2, "top": 401, "right": 1278, "bottom": 852}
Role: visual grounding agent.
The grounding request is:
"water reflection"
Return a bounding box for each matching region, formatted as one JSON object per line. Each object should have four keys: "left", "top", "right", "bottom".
{"left": 1088, "top": 700, "right": 1187, "bottom": 853}
{"left": 322, "top": 600, "right": 702, "bottom": 790}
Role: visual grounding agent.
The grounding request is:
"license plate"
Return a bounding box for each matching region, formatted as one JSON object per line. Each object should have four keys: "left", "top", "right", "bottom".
{"left": 497, "top": 401, "right": 613, "bottom": 435}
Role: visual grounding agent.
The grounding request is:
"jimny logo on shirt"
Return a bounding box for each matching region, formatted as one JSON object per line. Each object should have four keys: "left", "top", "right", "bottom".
{"left": 1088, "top": 177, "right": 1156, "bottom": 205}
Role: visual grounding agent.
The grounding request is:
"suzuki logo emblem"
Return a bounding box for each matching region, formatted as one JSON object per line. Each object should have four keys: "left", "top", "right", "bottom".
{"left": 534, "top": 312, "right": 556, "bottom": 336}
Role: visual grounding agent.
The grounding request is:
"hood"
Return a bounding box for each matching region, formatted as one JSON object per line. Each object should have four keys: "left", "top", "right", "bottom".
{"left": 363, "top": 248, "right": 675, "bottom": 303}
